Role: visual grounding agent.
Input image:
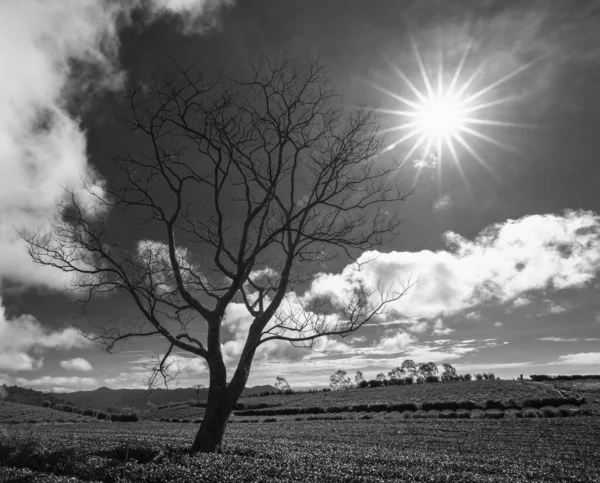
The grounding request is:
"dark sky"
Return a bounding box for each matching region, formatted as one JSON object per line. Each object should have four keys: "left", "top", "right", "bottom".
{"left": 1, "top": 0, "right": 600, "bottom": 392}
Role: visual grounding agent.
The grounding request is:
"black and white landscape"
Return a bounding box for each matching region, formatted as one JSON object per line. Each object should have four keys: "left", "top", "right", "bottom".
{"left": 0, "top": 0, "right": 599, "bottom": 481}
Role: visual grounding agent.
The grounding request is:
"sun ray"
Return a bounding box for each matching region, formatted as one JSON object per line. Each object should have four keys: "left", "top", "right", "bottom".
{"left": 411, "top": 37, "right": 435, "bottom": 98}
{"left": 445, "top": 135, "right": 471, "bottom": 194}
{"left": 377, "top": 41, "right": 533, "bottom": 189}
{"left": 460, "top": 126, "right": 515, "bottom": 151}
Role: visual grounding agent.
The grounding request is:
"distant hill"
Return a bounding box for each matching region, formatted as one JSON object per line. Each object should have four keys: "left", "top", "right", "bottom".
{"left": 3, "top": 384, "right": 276, "bottom": 411}
{"left": 0, "top": 384, "right": 72, "bottom": 408}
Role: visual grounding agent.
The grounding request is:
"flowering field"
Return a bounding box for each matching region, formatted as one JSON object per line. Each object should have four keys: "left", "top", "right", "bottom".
{"left": 1, "top": 417, "right": 599, "bottom": 482}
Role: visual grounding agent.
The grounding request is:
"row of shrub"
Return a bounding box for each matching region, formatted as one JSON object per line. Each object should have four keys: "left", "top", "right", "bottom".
{"left": 160, "top": 418, "right": 202, "bottom": 423}
{"left": 234, "top": 396, "right": 587, "bottom": 417}
{"left": 530, "top": 374, "right": 600, "bottom": 382}
{"left": 42, "top": 401, "right": 139, "bottom": 422}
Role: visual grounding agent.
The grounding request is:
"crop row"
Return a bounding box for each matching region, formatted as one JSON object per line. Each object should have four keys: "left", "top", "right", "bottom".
{"left": 234, "top": 395, "right": 587, "bottom": 416}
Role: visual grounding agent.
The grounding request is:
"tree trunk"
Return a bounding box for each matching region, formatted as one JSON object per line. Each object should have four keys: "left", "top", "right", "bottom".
{"left": 190, "top": 389, "right": 231, "bottom": 454}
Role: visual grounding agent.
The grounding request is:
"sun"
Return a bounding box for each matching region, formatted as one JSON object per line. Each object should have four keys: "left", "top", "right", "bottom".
{"left": 415, "top": 94, "right": 466, "bottom": 141}
{"left": 373, "top": 39, "right": 535, "bottom": 186}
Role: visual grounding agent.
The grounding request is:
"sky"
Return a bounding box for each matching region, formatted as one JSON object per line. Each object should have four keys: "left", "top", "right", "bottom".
{"left": 1, "top": 0, "right": 600, "bottom": 393}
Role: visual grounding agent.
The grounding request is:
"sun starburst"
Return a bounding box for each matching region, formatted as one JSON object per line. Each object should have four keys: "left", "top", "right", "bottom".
{"left": 373, "top": 40, "right": 535, "bottom": 187}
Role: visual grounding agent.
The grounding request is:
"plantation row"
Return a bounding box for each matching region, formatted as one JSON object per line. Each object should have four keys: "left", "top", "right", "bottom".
{"left": 43, "top": 402, "right": 139, "bottom": 422}
{"left": 235, "top": 395, "right": 587, "bottom": 416}
{"left": 1, "top": 418, "right": 599, "bottom": 482}
{"left": 530, "top": 374, "right": 600, "bottom": 382}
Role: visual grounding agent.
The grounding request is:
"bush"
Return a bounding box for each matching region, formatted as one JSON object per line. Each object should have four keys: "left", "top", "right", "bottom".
{"left": 367, "top": 379, "right": 383, "bottom": 388}
{"left": 41, "top": 401, "right": 51, "bottom": 408}
{"left": 82, "top": 409, "right": 95, "bottom": 417}
{"left": 358, "top": 380, "right": 369, "bottom": 389}
{"left": 541, "top": 407, "right": 558, "bottom": 418}
{"left": 475, "top": 373, "right": 483, "bottom": 381}
{"left": 264, "top": 418, "right": 278, "bottom": 423}
{"left": 389, "top": 403, "right": 418, "bottom": 412}
{"left": 425, "top": 375, "right": 440, "bottom": 383}
{"left": 416, "top": 377, "right": 425, "bottom": 384}
{"left": 96, "top": 411, "right": 107, "bottom": 420}
{"left": 422, "top": 401, "right": 458, "bottom": 411}
{"left": 462, "top": 373, "right": 472, "bottom": 381}
{"left": 456, "top": 409, "right": 471, "bottom": 419}
{"left": 367, "top": 403, "right": 388, "bottom": 412}
{"left": 456, "top": 400, "right": 480, "bottom": 410}
{"left": 404, "top": 377, "right": 414, "bottom": 385}
{"left": 62, "top": 406, "right": 74, "bottom": 413}
{"left": 412, "top": 410, "right": 428, "bottom": 419}
{"left": 439, "top": 410, "right": 457, "bottom": 419}
{"left": 400, "top": 410, "right": 414, "bottom": 419}
{"left": 484, "top": 400, "right": 506, "bottom": 410}
{"left": 522, "top": 398, "right": 543, "bottom": 409}
{"left": 484, "top": 409, "right": 504, "bottom": 419}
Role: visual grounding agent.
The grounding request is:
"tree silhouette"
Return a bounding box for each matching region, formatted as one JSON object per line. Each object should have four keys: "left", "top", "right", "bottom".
{"left": 23, "top": 57, "right": 411, "bottom": 453}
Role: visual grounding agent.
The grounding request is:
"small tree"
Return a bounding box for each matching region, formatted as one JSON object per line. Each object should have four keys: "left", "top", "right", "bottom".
{"left": 400, "top": 359, "right": 418, "bottom": 379}
{"left": 388, "top": 367, "right": 403, "bottom": 380}
{"left": 440, "top": 363, "right": 458, "bottom": 382}
{"left": 354, "top": 370, "right": 365, "bottom": 387}
{"left": 418, "top": 362, "right": 438, "bottom": 378}
{"left": 23, "top": 57, "right": 410, "bottom": 454}
{"left": 329, "top": 369, "right": 353, "bottom": 390}
{"left": 274, "top": 376, "right": 292, "bottom": 392}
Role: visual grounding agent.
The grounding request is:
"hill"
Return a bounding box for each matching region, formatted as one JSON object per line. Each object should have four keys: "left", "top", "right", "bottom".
{"left": 236, "top": 379, "right": 586, "bottom": 411}
{"left": 45, "top": 384, "right": 276, "bottom": 411}
{"left": 0, "top": 400, "right": 96, "bottom": 424}
{"left": 0, "top": 385, "right": 72, "bottom": 408}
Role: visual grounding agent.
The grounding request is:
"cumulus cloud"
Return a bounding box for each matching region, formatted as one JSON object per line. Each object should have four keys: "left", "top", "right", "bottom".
{"left": 432, "top": 318, "right": 454, "bottom": 336}
{"left": 308, "top": 210, "right": 600, "bottom": 319}
{"left": 0, "top": 0, "right": 232, "bottom": 291}
{"left": 537, "top": 337, "right": 577, "bottom": 342}
{"left": 494, "top": 321, "right": 504, "bottom": 327}
{"left": 0, "top": 298, "right": 90, "bottom": 371}
{"left": 60, "top": 358, "right": 93, "bottom": 372}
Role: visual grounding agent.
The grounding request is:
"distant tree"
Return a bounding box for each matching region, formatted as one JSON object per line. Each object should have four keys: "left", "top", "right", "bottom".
{"left": 418, "top": 362, "right": 438, "bottom": 378}
{"left": 274, "top": 376, "right": 292, "bottom": 392}
{"left": 376, "top": 373, "right": 387, "bottom": 383}
{"left": 23, "top": 57, "right": 411, "bottom": 453}
{"left": 354, "top": 371, "right": 365, "bottom": 387}
{"left": 330, "top": 370, "right": 353, "bottom": 390}
{"left": 400, "top": 360, "right": 418, "bottom": 378}
{"left": 388, "top": 367, "right": 403, "bottom": 380}
{"left": 440, "top": 363, "right": 458, "bottom": 381}
{"left": 193, "top": 384, "right": 205, "bottom": 403}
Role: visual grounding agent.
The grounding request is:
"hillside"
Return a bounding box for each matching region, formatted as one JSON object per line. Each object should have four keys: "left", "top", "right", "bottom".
{"left": 237, "top": 379, "right": 583, "bottom": 410}
{"left": 0, "top": 385, "right": 71, "bottom": 408}
{"left": 42, "top": 384, "right": 276, "bottom": 411}
{"left": 0, "top": 400, "right": 96, "bottom": 424}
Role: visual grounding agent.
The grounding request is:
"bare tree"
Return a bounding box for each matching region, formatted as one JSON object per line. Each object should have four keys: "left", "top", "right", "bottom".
{"left": 23, "top": 57, "right": 411, "bottom": 453}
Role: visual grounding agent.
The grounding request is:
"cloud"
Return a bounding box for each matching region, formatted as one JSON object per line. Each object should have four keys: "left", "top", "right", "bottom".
{"left": 555, "top": 352, "right": 600, "bottom": 366}
{"left": 537, "top": 337, "right": 578, "bottom": 342}
{"left": 433, "top": 195, "right": 453, "bottom": 212}
{"left": 0, "top": 0, "right": 233, "bottom": 291}
{"left": 308, "top": 210, "right": 600, "bottom": 319}
{"left": 0, "top": 298, "right": 90, "bottom": 371}
{"left": 494, "top": 321, "right": 504, "bottom": 327}
{"left": 60, "top": 358, "right": 93, "bottom": 372}
{"left": 14, "top": 376, "right": 99, "bottom": 393}
{"left": 432, "top": 318, "right": 454, "bottom": 336}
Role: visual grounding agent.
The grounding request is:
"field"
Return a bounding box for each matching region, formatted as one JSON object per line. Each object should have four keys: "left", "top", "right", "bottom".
{"left": 0, "top": 401, "right": 96, "bottom": 424}
{"left": 237, "top": 380, "right": 581, "bottom": 409}
{"left": 1, "top": 418, "right": 599, "bottom": 482}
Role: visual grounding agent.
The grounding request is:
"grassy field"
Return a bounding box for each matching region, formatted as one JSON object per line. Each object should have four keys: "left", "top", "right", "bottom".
{"left": 1, "top": 418, "right": 599, "bottom": 482}
{"left": 237, "top": 379, "right": 576, "bottom": 408}
{"left": 0, "top": 401, "right": 96, "bottom": 424}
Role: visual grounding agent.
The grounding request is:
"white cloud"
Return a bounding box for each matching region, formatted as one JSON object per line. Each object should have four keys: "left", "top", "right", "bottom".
{"left": 308, "top": 211, "right": 600, "bottom": 319}
{"left": 60, "top": 358, "right": 93, "bottom": 372}
{"left": 555, "top": 352, "right": 600, "bottom": 365}
{"left": 432, "top": 318, "right": 455, "bottom": 336}
{"left": 465, "top": 311, "right": 482, "bottom": 320}
{"left": 14, "top": 376, "right": 99, "bottom": 393}
{"left": 494, "top": 321, "right": 504, "bottom": 327}
{"left": 537, "top": 337, "right": 578, "bottom": 342}
{"left": 433, "top": 194, "right": 453, "bottom": 212}
{"left": 0, "top": 0, "right": 233, "bottom": 291}
{"left": 512, "top": 297, "right": 531, "bottom": 308}
{"left": 0, "top": 298, "right": 90, "bottom": 371}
